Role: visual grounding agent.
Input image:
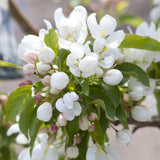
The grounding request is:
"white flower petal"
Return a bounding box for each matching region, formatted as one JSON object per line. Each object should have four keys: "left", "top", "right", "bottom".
{"left": 63, "top": 93, "right": 74, "bottom": 109}
{"left": 58, "top": 37, "right": 72, "bottom": 49}
{"left": 70, "top": 92, "right": 79, "bottom": 101}
{"left": 136, "top": 22, "right": 149, "bottom": 36}
{"left": 69, "top": 67, "right": 81, "bottom": 77}
{"left": 18, "top": 148, "right": 31, "bottom": 160}
{"left": 63, "top": 109, "right": 75, "bottom": 121}
{"left": 46, "top": 145, "right": 59, "bottom": 160}
{"left": 44, "top": 19, "right": 52, "bottom": 30}
{"left": 70, "top": 43, "right": 84, "bottom": 57}
{"left": 100, "top": 55, "right": 114, "bottom": 69}
{"left": 84, "top": 41, "right": 92, "bottom": 55}
{"left": 86, "top": 145, "right": 97, "bottom": 160}
{"left": 106, "top": 30, "right": 125, "bottom": 48}
{"left": 93, "top": 38, "right": 106, "bottom": 53}
{"left": 7, "top": 123, "right": 20, "bottom": 136}
{"left": 55, "top": 98, "right": 66, "bottom": 113}
{"left": 72, "top": 102, "right": 82, "bottom": 116}
{"left": 16, "top": 133, "right": 29, "bottom": 145}
{"left": 104, "top": 47, "right": 121, "bottom": 60}
{"left": 150, "top": 6, "right": 160, "bottom": 22}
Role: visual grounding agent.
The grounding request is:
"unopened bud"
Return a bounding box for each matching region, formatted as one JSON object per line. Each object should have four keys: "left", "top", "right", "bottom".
{"left": 48, "top": 134, "right": 56, "bottom": 145}
{"left": 49, "top": 123, "right": 58, "bottom": 133}
{"left": 0, "top": 95, "right": 8, "bottom": 106}
{"left": 23, "top": 50, "right": 38, "bottom": 63}
{"left": 56, "top": 114, "right": 67, "bottom": 126}
{"left": 34, "top": 94, "right": 43, "bottom": 105}
{"left": 88, "top": 112, "right": 98, "bottom": 121}
{"left": 74, "top": 134, "right": 82, "bottom": 144}
{"left": 42, "top": 75, "right": 51, "bottom": 86}
{"left": 88, "top": 123, "right": 96, "bottom": 132}
{"left": 79, "top": 115, "right": 89, "bottom": 131}
{"left": 67, "top": 145, "right": 79, "bottom": 158}
{"left": 18, "top": 80, "right": 32, "bottom": 87}
{"left": 36, "top": 62, "right": 51, "bottom": 75}
{"left": 23, "top": 63, "right": 35, "bottom": 76}
{"left": 50, "top": 87, "right": 61, "bottom": 95}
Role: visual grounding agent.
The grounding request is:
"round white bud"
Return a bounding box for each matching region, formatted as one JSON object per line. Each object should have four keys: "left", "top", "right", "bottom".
{"left": 37, "top": 102, "right": 53, "bottom": 122}
{"left": 116, "top": 129, "right": 132, "bottom": 144}
{"left": 38, "top": 46, "right": 55, "bottom": 64}
{"left": 50, "top": 72, "right": 69, "bottom": 90}
{"left": 36, "top": 62, "right": 51, "bottom": 75}
{"left": 103, "top": 69, "right": 123, "bottom": 85}
{"left": 42, "top": 75, "right": 51, "bottom": 86}
{"left": 23, "top": 63, "right": 35, "bottom": 76}
{"left": 79, "top": 115, "right": 89, "bottom": 131}
{"left": 67, "top": 145, "right": 79, "bottom": 159}
{"left": 56, "top": 114, "right": 67, "bottom": 126}
{"left": 23, "top": 50, "right": 38, "bottom": 63}
{"left": 131, "top": 106, "right": 151, "bottom": 122}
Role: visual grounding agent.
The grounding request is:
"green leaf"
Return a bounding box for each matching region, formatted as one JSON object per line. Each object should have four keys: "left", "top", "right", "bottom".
{"left": 58, "top": 49, "right": 70, "bottom": 70}
{"left": 45, "top": 29, "right": 58, "bottom": 56}
{"left": 115, "top": 62, "right": 149, "bottom": 87}
{"left": 19, "top": 98, "right": 36, "bottom": 138}
{"left": 154, "top": 89, "right": 160, "bottom": 121}
{"left": 0, "top": 60, "right": 22, "bottom": 69}
{"left": 119, "top": 34, "right": 160, "bottom": 51}
{"left": 5, "top": 85, "right": 32, "bottom": 121}
{"left": 33, "top": 81, "right": 45, "bottom": 94}
{"left": 89, "top": 86, "right": 116, "bottom": 119}
{"left": 147, "top": 62, "right": 160, "bottom": 79}
{"left": 66, "top": 117, "right": 79, "bottom": 147}
{"left": 80, "top": 80, "right": 89, "bottom": 96}
{"left": 102, "top": 83, "right": 121, "bottom": 107}
{"left": 119, "top": 14, "right": 143, "bottom": 27}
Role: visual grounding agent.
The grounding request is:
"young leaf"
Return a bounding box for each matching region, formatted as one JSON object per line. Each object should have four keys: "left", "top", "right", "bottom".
{"left": 115, "top": 62, "right": 149, "bottom": 87}
{"left": 45, "top": 29, "right": 58, "bottom": 56}
{"left": 33, "top": 81, "right": 45, "bottom": 94}
{"left": 119, "top": 34, "right": 160, "bottom": 51}
{"left": 19, "top": 98, "right": 36, "bottom": 138}
{"left": 0, "top": 60, "right": 22, "bottom": 69}
{"left": 5, "top": 85, "right": 32, "bottom": 121}
{"left": 80, "top": 80, "right": 89, "bottom": 96}
{"left": 89, "top": 86, "right": 116, "bottom": 119}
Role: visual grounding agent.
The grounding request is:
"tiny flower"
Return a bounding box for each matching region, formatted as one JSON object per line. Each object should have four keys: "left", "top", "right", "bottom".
{"left": 38, "top": 46, "right": 56, "bottom": 64}
{"left": 116, "top": 129, "right": 132, "bottom": 144}
{"left": 103, "top": 69, "right": 123, "bottom": 85}
{"left": 79, "top": 115, "right": 89, "bottom": 131}
{"left": 74, "top": 134, "right": 82, "bottom": 144}
{"left": 23, "top": 63, "right": 35, "bottom": 76}
{"left": 49, "top": 124, "right": 58, "bottom": 133}
{"left": 88, "top": 112, "right": 98, "bottom": 121}
{"left": 131, "top": 106, "right": 151, "bottom": 122}
{"left": 50, "top": 72, "right": 69, "bottom": 90}
{"left": 42, "top": 75, "right": 51, "bottom": 86}
{"left": 67, "top": 145, "right": 79, "bottom": 159}
{"left": 37, "top": 102, "right": 53, "bottom": 122}
{"left": 34, "top": 94, "right": 43, "bottom": 105}
{"left": 50, "top": 87, "right": 61, "bottom": 95}
{"left": 56, "top": 114, "right": 67, "bottom": 126}
{"left": 88, "top": 123, "right": 96, "bottom": 132}
{"left": 36, "top": 62, "right": 51, "bottom": 75}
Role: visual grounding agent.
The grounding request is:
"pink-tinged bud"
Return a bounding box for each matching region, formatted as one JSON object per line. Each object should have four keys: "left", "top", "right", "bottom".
{"left": 79, "top": 115, "right": 89, "bottom": 131}
{"left": 56, "top": 114, "right": 67, "bottom": 126}
{"left": 23, "top": 63, "right": 35, "bottom": 76}
{"left": 88, "top": 112, "right": 98, "bottom": 121}
{"left": 23, "top": 50, "right": 38, "bottom": 63}
{"left": 48, "top": 134, "right": 56, "bottom": 145}
{"left": 74, "top": 134, "right": 82, "bottom": 145}
{"left": 42, "top": 75, "right": 51, "bottom": 86}
{"left": 67, "top": 145, "right": 79, "bottom": 158}
{"left": 18, "top": 80, "right": 32, "bottom": 87}
{"left": 36, "top": 62, "right": 51, "bottom": 75}
{"left": 49, "top": 123, "right": 58, "bottom": 133}
{"left": 34, "top": 94, "right": 43, "bottom": 105}
{"left": 50, "top": 87, "right": 61, "bottom": 95}
{"left": 0, "top": 95, "right": 8, "bottom": 106}
{"left": 88, "top": 123, "right": 96, "bottom": 132}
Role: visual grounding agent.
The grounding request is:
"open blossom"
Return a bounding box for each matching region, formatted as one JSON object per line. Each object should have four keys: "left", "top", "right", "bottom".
{"left": 54, "top": 6, "right": 87, "bottom": 49}
{"left": 37, "top": 102, "right": 53, "bottom": 122}
{"left": 50, "top": 72, "right": 69, "bottom": 90}
{"left": 55, "top": 92, "right": 82, "bottom": 121}
{"left": 116, "top": 129, "right": 132, "bottom": 144}
{"left": 131, "top": 106, "right": 151, "bottom": 122}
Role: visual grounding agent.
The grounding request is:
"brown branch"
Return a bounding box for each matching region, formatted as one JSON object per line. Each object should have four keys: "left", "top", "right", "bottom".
{"left": 114, "top": 117, "right": 160, "bottom": 133}
{"left": 9, "top": 0, "right": 38, "bottom": 35}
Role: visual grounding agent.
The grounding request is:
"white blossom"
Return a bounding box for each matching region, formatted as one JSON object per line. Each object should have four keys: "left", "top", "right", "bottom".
{"left": 54, "top": 6, "right": 87, "bottom": 49}
{"left": 50, "top": 72, "right": 69, "bottom": 90}
{"left": 23, "top": 63, "right": 35, "bottom": 76}
{"left": 37, "top": 102, "right": 53, "bottom": 122}
{"left": 55, "top": 92, "right": 82, "bottom": 121}
{"left": 67, "top": 145, "right": 79, "bottom": 158}
{"left": 116, "top": 129, "right": 132, "bottom": 144}
{"left": 103, "top": 69, "right": 123, "bottom": 85}
{"left": 36, "top": 62, "right": 51, "bottom": 75}
{"left": 131, "top": 106, "right": 151, "bottom": 122}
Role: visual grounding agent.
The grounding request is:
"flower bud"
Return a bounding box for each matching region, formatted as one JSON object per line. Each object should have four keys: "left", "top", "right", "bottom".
{"left": 88, "top": 112, "right": 98, "bottom": 121}
{"left": 49, "top": 124, "right": 58, "bottom": 133}
{"left": 103, "top": 69, "right": 123, "bottom": 85}
{"left": 56, "top": 114, "right": 67, "bottom": 126}
{"left": 42, "top": 75, "right": 51, "bottom": 86}
{"left": 18, "top": 80, "right": 32, "bottom": 87}
{"left": 116, "top": 129, "right": 132, "bottom": 144}
{"left": 38, "top": 46, "right": 55, "bottom": 64}
{"left": 23, "top": 63, "right": 35, "bottom": 76}
{"left": 88, "top": 123, "right": 96, "bottom": 132}
{"left": 36, "top": 62, "right": 51, "bottom": 75}
{"left": 48, "top": 134, "right": 56, "bottom": 145}
{"left": 37, "top": 102, "right": 53, "bottom": 122}
{"left": 50, "top": 72, "right": 69, "bottom": 90}
{"left": 74, "top": 134, "right": 81, "bottom": 145}
{"left": 67, "top": 145, "right": 79, "bottom": 158}
{"left": 131, "top": 106, "right": 151, "bottom": 122}
{"left": 0, "top": 95, "right": 8, "bottom": 106}
{"left": 50, "top": 87, "right": 61, "bottom": 95}
{"left": 34, "top": 94, "right": 43, "bottom": 105}
{"left": 79, "top": 115, "right": 89, "bottom": 131}
{"left": 23, "top": 50, "right": 38, "bottom": 63}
